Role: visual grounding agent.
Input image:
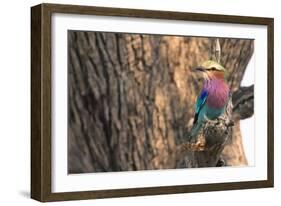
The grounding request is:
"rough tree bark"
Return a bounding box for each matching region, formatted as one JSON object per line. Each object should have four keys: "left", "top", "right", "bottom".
{"left": 67, "top": 31, "right": 254, "bottom": 173}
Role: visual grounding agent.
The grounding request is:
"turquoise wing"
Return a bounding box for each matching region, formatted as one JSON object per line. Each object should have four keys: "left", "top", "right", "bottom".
{"left": 194, "top": 89, "right": 208, "bottom": 124}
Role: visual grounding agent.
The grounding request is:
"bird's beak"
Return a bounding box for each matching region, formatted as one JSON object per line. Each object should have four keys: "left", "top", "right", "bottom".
{"left": 193, "top": 66, "right": 205, "bottom": 72}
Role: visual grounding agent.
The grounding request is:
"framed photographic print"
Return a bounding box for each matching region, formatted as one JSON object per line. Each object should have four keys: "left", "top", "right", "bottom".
{"left": 31, "top": 3, "right": 274, "bottom": 202}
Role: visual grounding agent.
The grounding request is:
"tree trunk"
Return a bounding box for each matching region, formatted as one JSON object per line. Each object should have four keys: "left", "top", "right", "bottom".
{"left": 67, "top": 31, "right": 254, "bottom": 173}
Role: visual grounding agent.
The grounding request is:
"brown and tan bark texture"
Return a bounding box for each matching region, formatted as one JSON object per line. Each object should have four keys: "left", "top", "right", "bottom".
{"left": 67, "top": 31, "right": 254, "bottom": 173}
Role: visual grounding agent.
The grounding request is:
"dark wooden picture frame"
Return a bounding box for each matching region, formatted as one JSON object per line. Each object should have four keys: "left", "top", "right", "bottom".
{"left": 31, "top": 3, "right": 274, "bottom": 202}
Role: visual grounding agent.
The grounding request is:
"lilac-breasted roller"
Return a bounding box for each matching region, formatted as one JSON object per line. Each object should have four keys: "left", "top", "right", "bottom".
{"left": 191, "top": 60, "right": 230, "bottom": 138}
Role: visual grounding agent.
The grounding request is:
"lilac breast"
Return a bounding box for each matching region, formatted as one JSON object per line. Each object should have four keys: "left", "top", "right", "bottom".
{"left": 204, "top": 79, "right": 229, "bottom": 109}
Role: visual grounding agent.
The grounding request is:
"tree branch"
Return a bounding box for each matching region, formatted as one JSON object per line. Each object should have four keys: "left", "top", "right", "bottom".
{"left": 176, "top": 97, "right": 234, "bottom": 167}
{"left": 232, "top": 85, "right": 254, "bottom": 120}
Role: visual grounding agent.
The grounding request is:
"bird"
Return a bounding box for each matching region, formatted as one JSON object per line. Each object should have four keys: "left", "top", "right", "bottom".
{"left": 190, "top": 60, "right": 230, "bottom": 139}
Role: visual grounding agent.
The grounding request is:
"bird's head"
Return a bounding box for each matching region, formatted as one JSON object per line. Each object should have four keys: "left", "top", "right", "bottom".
{"left": 194, "top": 60, "right": 227, "bottom": 80}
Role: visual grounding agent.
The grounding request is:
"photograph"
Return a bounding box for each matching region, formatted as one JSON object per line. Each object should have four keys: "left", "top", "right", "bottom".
{"left": 67, "top": 31, "right": 254, "bottom": 174}
{"left": 30, "top": 3, "right": 273, "bottom": 201}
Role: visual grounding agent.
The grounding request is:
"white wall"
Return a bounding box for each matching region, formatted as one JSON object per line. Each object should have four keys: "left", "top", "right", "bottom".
{"left": 240, "top": 52, "right": 255, "bottom": 166}
{"left": 0, "top": 0, "right": 280, "bottom": 205}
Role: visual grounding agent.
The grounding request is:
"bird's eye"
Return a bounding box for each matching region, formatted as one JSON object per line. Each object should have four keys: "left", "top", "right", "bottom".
{"left": 209, "top": 68, "right": 216, "bottom": 71}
